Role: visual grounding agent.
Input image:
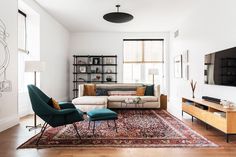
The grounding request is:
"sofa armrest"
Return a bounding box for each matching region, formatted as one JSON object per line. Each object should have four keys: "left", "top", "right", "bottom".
{"left": 78, "top": 84, "right": 84, "bottom": 97}
{"left": 154, "top": 84, "right": 161, "bottom": 101}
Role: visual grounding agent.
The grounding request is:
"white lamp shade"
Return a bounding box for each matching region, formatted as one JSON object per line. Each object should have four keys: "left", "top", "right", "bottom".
{"left": 25, "top": 61, "right": 45, "bottom": 72}
{"left": 148, "top": 68, "right": 159, "bottom": 75}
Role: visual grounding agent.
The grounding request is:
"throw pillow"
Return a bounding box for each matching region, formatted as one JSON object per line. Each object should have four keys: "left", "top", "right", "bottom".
{"left": 84, "top": 84, "right": 96, "bottom": 96}
{"left": 48, "top": 98, "right": 61, "bottom": 110}
{"left": 96, "top": 89, "right": 108, "bottom": 96}
{"left": 136, "top": 87, "right": 146, "bottom": 96}
{"left": 144, "top": 84, "right": 154, "bottom": 96}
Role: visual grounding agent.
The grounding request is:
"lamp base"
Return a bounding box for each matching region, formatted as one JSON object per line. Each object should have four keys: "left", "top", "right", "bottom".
{"left": 26, "top": 124, "right": 42, "bottom": 131}
{"left": 26, "top": 113, "right": 42, "bottom": 131}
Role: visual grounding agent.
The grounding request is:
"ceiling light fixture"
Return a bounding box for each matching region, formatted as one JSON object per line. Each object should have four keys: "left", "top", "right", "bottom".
{"left": 103, "top": 5, "right": 134, "bottom": 23}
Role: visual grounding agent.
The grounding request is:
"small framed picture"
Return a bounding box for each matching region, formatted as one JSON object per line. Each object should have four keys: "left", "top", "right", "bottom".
{"left": 79, "top": 66, "right": 86, "bottom": 73}
{"left": 93, "top": 58, "right": 100, "bottom": 64}
{"left": 174, "top": 55, "right": 182, "bottom": 78}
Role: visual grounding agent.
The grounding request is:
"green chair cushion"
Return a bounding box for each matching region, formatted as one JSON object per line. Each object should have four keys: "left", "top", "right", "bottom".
{"left": 87, "top": 109, "right": 117, "bottom": 121}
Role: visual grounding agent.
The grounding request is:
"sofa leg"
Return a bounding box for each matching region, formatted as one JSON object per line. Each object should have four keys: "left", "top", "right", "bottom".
{"left": 36, "top": 122, "right": 48, "bottom": 146}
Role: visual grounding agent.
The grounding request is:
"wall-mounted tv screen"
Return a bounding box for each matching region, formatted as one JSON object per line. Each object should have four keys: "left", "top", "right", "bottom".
{"left": 204, "top": 47, "right": 236, "bottom": 87}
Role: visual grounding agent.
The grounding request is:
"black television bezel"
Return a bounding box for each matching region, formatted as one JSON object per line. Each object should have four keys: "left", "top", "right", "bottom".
{"left": 204, "top": 47, "right": 236, "bottom": 87}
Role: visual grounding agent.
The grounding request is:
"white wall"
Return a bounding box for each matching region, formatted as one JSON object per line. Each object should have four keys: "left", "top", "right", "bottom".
{"left": 0, "top": 0, "right": 19, "bottom": 132}
{"left": 22, "top": 0, "right": 70, "bottom": 101}
{"left": 169, "top": 0, "right": 236, "bottom": 112}
{"left": 69, "top": 32, "right": 170, "bottom": 99}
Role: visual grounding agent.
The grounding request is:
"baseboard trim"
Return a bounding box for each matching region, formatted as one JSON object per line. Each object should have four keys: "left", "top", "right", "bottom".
{"left": 0, "top": 115, "right": 19, "bottom": 132}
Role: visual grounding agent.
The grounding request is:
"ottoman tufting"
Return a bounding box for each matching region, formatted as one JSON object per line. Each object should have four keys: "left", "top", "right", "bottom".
{"left": 87, "top": 108, "right": 118, "bottom": 134}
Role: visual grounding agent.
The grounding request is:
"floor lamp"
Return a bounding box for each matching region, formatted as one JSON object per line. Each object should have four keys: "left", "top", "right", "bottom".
{"left": 148, "top": 68, "right": 159, "bottom": 84}
{"left": 25, "top": 61, "right": 45, "bottom": 131}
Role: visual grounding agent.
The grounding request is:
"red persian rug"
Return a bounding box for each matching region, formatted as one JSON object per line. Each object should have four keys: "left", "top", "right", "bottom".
{"left": 18, "top": 110, "right": 217, "bottom": 148}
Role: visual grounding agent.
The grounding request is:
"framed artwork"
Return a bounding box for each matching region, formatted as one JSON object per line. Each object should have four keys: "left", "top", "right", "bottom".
{"left": 182, "top": 50, "right": 189, "bottom": 80}
{"left": 174, "top": 55, "right": 182, "bottom": 78}
{"left": 93, "top": 57, "right": 100, "bottom": 64}
{"left": 79, "top": 66, "right": 86, "bottom": 73}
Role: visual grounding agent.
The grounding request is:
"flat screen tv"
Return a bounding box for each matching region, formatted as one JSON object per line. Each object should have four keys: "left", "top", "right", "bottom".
{"left": 204, "top": 47, "right": 236, "bottom": 86}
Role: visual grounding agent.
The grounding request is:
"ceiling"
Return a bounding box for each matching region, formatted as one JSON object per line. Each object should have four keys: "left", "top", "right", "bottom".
{"left": 35, "top": 0, "right": 199, "bottom": 32}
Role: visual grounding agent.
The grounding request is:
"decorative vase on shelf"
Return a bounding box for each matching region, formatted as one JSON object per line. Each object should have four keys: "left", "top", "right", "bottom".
{"left": 190, "top": 80, "right": 197, "bottom": 99}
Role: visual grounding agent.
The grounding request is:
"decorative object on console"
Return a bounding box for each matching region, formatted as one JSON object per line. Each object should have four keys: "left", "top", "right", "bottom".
{"left": 190, "top": 80, "right": 197, "bottom": 98}
{"left": 95, "top": 67, "right": 100, "bottom": 73}
{"left": 148, "top": 68, "right": 159, "bottom": 84}
{"left": 93, "top": 57, "right": 100, "bottom": 65}
{"left": 96, "top": 75, "right": 101, "bottom": 80}
{"left": 105, "top": 58, "right": 113, "bottom": 64}
{"left": 103, "top": 5, "right": 134, "bottom": 23}
{"left": 106, "top": 75, "right": 112, "bottom": 82}
{"left": 106, "top": 69, "right": 112, "bottom": 73}
{"left": 25, "top": 61, "right": 45, "bottom": 131}
{"left": 78, "top": 60, "right": 86, "bottom": 64}
{"left": 202, "top": 96, "right": 221, "bottom": 104}
{"left": 79, "top": 66, "right": 86, "bottom": 73}
{"left": 78, "top": 78, "right": 86, "bottom": 82}
{"left": 174, "top": 55, "right": 182, "bottom": 78}
{"left": 220, "top": 100, "right": 235, "bottom": 109}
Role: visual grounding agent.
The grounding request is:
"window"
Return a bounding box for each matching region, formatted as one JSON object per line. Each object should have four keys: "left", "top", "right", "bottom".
{"left": 18, "top": 10, "right": 28, "bottom": 53}
{"left": 123, "top": 39, "right": 164, "bottom": 84}
{"left": 18, "top": 10, "right": 31, "bottom": 92}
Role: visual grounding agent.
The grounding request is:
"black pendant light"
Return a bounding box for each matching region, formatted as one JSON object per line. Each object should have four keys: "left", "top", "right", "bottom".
{"left": 103, "top": 5, "right": 134, "bottom": 23}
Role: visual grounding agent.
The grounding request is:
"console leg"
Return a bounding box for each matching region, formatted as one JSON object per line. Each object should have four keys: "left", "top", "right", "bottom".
{"left": 226, "top": 134, "right": 229, "bottom": 143}
{"left": 182, "top": 110, "right": 183, "bottom": 116}
{"left": 192, "top": 116, "right": 194, "bottom": 122}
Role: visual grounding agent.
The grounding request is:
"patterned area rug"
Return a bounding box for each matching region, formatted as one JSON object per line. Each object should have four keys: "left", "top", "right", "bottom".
{"left": 18, "top": 110, "right": 217, "bottom": 148}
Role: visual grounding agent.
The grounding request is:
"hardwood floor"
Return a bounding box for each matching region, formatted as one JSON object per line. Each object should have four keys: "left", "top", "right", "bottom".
{"left": 1, "top": 107, "right": 236, "bottom": 157}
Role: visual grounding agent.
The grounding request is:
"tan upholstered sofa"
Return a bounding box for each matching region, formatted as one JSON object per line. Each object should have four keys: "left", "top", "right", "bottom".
{"left": 72, "top": 83, "right": 161, "bottom": 112}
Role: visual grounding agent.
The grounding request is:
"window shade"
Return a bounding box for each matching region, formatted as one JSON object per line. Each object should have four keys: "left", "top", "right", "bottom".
{"left": 123, "top": 39, "right": 163, "bottom": 63}
{"left": 123, "top": 41, "right": 143, "bottom": 62}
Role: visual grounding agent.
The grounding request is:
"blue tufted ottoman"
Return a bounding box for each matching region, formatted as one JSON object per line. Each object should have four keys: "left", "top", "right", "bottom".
{"left": 87, "top": 108, "right": 118, "bottom": 134}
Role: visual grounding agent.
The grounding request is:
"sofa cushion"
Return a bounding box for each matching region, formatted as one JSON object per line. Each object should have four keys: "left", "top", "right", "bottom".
{"left": 139, "top": 96, "right": 158, "bottom": 102}
{"left": 108, "top": 91, "right": 136, "bottom": 96}
{"left": 96, "top": 83, "right": 143, "bottom": 91}
{"left": 96, "top": 89, "right": 108, "bottom": 96}
{"left": 72, "top": 96, "right": 108, "bottom": 105}
{"left": 84, "top": 84, "right": 96, "bottom": 96}
{"left": 144, "top": 84, "right": 154, "bottom": 96}
{"left": 108, "top": 96, "right": 158, "bottom": 102}
{"left": 136, "top": 87, "right": 146, "bottom": 96}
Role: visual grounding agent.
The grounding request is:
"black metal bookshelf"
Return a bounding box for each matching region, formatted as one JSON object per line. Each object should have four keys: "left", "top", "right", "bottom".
{"left": 73, "top": 55, "right": 118, "bottom": 98}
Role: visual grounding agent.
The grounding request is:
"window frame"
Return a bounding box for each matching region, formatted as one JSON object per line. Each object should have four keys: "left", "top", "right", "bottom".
{"left": 123, "top": 39, "right": 164, "bottom": 64}
{"left": 18, "top": 9, "right": 28, "bottom": 54}
{"left": 123, "top": 39, "right": 165, "bottom": 84}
